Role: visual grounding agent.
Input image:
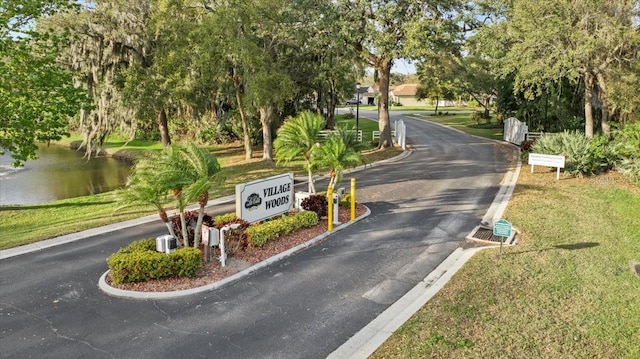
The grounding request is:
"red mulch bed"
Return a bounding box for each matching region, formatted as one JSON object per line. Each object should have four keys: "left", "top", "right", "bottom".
{"left": 106, "top": 205, "right": 366, "bottom": 292}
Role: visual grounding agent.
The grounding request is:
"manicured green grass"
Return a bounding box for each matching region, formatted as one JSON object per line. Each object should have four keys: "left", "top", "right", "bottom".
{"left": 372, "top": 170, "right": 640, "bottom": 357}
{"left": 411, "top": 112, "right": 504, "bottom": 140}
{"left": 0, "top": 118, "right": 401, "bottom": 249}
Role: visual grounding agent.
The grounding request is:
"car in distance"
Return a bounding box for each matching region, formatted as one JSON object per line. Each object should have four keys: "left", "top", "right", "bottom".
{"left": 345, "top": 99, "right": 361, "bottom": 105}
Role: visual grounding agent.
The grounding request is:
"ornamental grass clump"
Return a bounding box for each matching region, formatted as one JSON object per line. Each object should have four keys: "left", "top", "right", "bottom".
{"left": 532, "top": 130, "right": 614, "bottom": 176}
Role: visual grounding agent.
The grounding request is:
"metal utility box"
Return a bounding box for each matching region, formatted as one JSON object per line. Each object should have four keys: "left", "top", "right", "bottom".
{"left": 202, "top": 225, "right": 220, "bottom": 247}
{"left": 156, "top": 235, "right": 177, "bottom": 254}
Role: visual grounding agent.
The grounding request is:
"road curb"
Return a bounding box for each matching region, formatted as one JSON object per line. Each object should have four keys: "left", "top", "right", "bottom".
{"left": 1, "top": 149, "right": 409, "bottom": 261}
{"left": 98, "top": 206, "right": 372, "bottom": 300}
{"left": 327, "top": 155, "right": 522, "bottom": 359}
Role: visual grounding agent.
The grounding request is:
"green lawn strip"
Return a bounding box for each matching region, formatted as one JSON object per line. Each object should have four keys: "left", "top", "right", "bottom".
{"left": 372, "top": 170, "right": 640, "bottom": 358}
{"left": 0, "top": 118, "right": 400, "bottom": 249}
{"left": 411, "top": 112, "right": 503, "bottom": 140}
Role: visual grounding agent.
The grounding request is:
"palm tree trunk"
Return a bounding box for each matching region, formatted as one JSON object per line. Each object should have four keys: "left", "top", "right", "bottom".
{"left": 194, "top": 206, "right": 205, "bottom": 248}
{"left": 159, "top": 209, "right": 177, "bottom": 238}
{"left": 306, "top": 161, "right": 316, "bottom": 194}
{"left": 179, "top": 211, "right": 188, "bottom": 247}
{"left": 193, "top": 192, "right": 208, "bottom": 248}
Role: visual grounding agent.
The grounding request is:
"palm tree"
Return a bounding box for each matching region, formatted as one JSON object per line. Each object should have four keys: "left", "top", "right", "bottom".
{"left": 160, "top": 146, "right": 191, "bottom": 246}
{"left": 176, "top": 143, "right": 222, "bottom": 249}
{"left": 313, "top": 125, "right": 366, "bottom": 191}
{"left": 274, "top": 111, "right": 325, "bottom": 194}
{"left": 116, "top": 154, "right": 177, "bottom": 238}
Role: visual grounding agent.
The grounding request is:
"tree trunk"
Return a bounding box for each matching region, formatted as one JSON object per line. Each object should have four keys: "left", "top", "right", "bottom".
{"left": 233, "top": 72, "right": 252, "bottom": 160}
{"left": 595, "top": 72, "right": 611, "bottom": 138}
{"left": 377, "top": 59, "right": 393, "bottom": 148}
{"left": 179, "top": 211, "right": 188, "bottom": 247}
{"left": 584, "top": 73, "right": 595, "bottom": 138}
{"left": 194, "top": 206, "right": 205, "bottom": 248}
{"left": 259, "top": 106, "right": 274, "bottom": 162}
{"left": 305, "top": 155, "right": 316, "bottom": 194}
{"left": 326, "top": 79, "right": 336, "bottom": 129}
{"left": 157, "top": 108, "right": 171, "bottom": 147}
{"left": 159, "top": 209, "right": 177, "bottom": 238}
{"left": 434, "top": 97, "right": 439, "bottom": 115}
{"left": 195, "top": 192, "right": 208, "bottom": 249}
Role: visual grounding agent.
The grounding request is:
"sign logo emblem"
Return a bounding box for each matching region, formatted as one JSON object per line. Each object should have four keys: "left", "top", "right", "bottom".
{"left": 244, "top": 193, "right": 262, "bottom": 211}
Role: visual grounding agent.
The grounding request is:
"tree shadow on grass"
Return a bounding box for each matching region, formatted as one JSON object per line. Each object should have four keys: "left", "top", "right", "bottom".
{"left": 506, "top": 242, "right": 600, "bottom": 255}
{"left": 552, "top": 242, "right": 600, "bottom": 250}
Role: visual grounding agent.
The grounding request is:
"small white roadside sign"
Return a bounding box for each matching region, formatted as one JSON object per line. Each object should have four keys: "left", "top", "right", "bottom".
{"left": 528, "top": 153, "right": 566, "bottom": 180}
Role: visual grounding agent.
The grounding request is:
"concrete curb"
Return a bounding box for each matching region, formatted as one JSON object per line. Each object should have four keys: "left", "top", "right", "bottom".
{"left": 1, "top": 149, "right": 409, "bottom": 261}
{"left": 0, "top": 195, "right": 235, "bottom": 261}
{"left": 98, "top": 207, "right": 372, "bottom": 300}
{"left": 327, "top": 157, "right": 523, "bottom": 359}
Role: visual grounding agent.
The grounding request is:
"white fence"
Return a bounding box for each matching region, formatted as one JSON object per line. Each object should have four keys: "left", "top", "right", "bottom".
{"left": 372, "top": 130, "right": 396, "bottom": 140}
{"left": 395, "top": 120, "right": 407, "bottom": 150}
{"left": 503, "top": 117, "right": 528, "bottom": 144}
{"left": 318, "top": 130, "right": 362, "bottom": 143}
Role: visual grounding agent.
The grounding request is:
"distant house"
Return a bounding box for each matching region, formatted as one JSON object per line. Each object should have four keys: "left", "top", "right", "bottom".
{"left": 348, "top": 85, "right": 376, "bottom": 106}
{"left": 389, "top": 84, "right": 426, "bottom": 106}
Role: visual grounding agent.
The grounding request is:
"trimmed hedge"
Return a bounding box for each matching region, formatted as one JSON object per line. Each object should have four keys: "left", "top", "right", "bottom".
{"left": 246, "top": 210, "right": 319, "bottom": 247}
{"left": 107, "top": 238, "right": 201, "bottom": 284}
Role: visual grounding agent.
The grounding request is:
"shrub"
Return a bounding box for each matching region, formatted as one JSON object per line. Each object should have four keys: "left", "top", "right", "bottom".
{"left": 118, "top": 238, "right": 156, "bottom": 254}
{"left": 214, "top": 216, "right": 250, "bottom": 255}
{"left": 171, "top": 210, "right": 214, "bottom": 247}
{"left": 168, "top": 248, "right": 202, "bottom": 277}
{"left": 108, "top": 248, "right": 172, "bottom": 284}
{"left": 339, "top": 193, "right": 353, "bottom": 208}
{"left": 471, "top": 111, "right": 490, "bottom": 125}
{"left": 343, "top": 113, "right": 355, "bottom": 119}
{"left": 107, "top": 238, "right": 202, "bottom": 284}
{"left": 520, "top": 139, "right": 536, "bottom": 153}
{"left": 295, "top": 210, "right": 319, "bottom": 227}
{"left": 214, "top": 212, "right": 238, "bottom": 225}
{"left": 532, "top": 131, "right": 614, "bottom": 176}
{"left": 301, "top": 195, "right": 328, "bottom": 218}
{"left": 611, "top": 122, "right": 640, "bottom": 185}
{"left": 245, "top": 211, "right": 319, "bottom": 247}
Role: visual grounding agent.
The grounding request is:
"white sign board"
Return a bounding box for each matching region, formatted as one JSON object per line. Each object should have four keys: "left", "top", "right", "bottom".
{"left": 528, "top": 153, "right": 566, "bottom": 180}
{"left": 235, "top": 173, "right": 294, "bottom": 223}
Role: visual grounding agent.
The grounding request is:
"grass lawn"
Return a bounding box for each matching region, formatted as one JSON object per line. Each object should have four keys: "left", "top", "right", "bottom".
{"left": 0, "top": 117, "right": 401, "bottom": 249}
{"left": 412, "top": 112, "right": 504, "bottom": 140}
{"left": 372, "top": 166, "right": 640, "bottom": 355}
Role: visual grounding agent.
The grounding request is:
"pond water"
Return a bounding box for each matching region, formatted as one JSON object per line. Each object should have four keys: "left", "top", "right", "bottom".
{"left": 0, "top": 145, "right": 132, "bottom": 206}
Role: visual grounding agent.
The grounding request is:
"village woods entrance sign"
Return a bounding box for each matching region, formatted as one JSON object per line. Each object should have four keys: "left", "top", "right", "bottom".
{"left": 235, "top": 173, "right": 294, "bottom": 223}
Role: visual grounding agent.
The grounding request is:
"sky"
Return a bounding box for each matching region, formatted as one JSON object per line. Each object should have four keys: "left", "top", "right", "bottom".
{"left": 392, "top": 58, "right": 416, "bottom": 74}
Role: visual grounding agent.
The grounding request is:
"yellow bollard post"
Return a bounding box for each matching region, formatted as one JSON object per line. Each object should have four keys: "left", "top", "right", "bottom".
{"left": 327, "top": 187, "right": 333, "bottom": 231}
{"left": 350, "top": 178, "right": 356, "bottom": 221}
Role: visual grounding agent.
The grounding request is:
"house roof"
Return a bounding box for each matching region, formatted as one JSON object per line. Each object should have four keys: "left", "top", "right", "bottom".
{"left": 390, "top": 83, "right": 419, "bottom": 96}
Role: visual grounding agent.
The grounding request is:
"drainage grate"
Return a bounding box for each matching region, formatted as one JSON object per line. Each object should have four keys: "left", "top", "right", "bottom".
{"left": 465, "top": 226, "right": 517, "bottom": 246}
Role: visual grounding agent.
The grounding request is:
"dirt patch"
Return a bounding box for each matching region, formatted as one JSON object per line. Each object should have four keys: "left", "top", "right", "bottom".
{"left": 106, "top": 204, "right": 367, "bottom": 292}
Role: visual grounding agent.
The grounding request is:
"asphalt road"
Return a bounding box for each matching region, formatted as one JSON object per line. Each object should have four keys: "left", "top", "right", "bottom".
{"left": 0, "top": 112, "right": 514, "bottom": 358}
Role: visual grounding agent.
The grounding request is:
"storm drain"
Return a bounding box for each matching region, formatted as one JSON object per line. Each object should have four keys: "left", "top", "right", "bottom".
{"left": 465, "top": 225, "right": 518, "bottom": 246}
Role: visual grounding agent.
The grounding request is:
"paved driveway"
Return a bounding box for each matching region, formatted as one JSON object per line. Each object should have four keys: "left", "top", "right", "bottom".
{"left": 0, "top": 113, "right": 515, "bottom": 358}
